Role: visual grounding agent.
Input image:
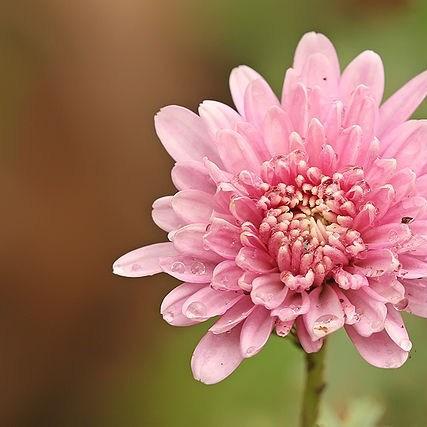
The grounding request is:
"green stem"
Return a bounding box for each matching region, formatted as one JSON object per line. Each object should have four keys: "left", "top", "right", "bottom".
{"left": 300, "top": 341, "right": 327, "bottom": 427}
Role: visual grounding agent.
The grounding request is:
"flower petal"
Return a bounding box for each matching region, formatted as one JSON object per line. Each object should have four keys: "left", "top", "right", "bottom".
{"left": 378, "top": 69, "right": 427, "bottom": 136}
{"left": 159, "top": 255, "right": 215, "bottom": 283}
{"left": 171, "top": 161, "right": 216, "bottom": 193}
{"left": 240, "top": 305, "right": 275, "bottom": 358}
{"left": 401, "top": 278, "right": 427, "bottom": 317}
{"left": 368, "top": 275, "right": 406, "bottom": 305}
{"left": 203, "top": 218, "right": 241, "bottom": 259}
{"left": 198, "top": 100, "right": 241, "bottom": 137}
{"left": 251, "top": 273, "right": 288, "bottom": 309}
{"left": 154, "top": 106, "right": 220, "bottom": 164}
{"left": 211, "top": 260, "right": 243, "bottom": 291}
{"left": 191, "top": 326, "right": 244, "bottom": 384}
{"left": 172, "top": 189, "right": 214, "bottom": 223}
{"left": 296, "top": 316, "right": 323, "bottom": 353}
{"left": 340, "top": 50, "right": 384, "bottom": 105}
{"left": 152, "top": 196, "right": 185, "bottom": 232}
{"left": 345, "top": 326, "right": 409, "bottom": 368}
{"left": 384, "top": 305, "right": 412, "bottom": 351}
{"left": 113, "top": 242, "right": 178, "bottom": 277}
{"left": 235, "top": 247, "right": 276, "bottom": 273}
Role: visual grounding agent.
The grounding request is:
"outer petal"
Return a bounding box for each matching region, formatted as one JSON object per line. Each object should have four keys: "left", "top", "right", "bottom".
{"left": 378, "top": 69, "right": 427, "bottom": 136}
{"left": 346, "top": 326, "right": 409, "bottom": 368}
{"left": 384, "top": 306, "right": 412, "bottom": 351}
{"left": 251, "top": 273, "right": 288, "bottom": 309}
{"left": 296, "top": 316, "right": 323, "bottom": 353}
{"left": 203, "top": 218, "right": 241, "bottom": 259}
{"left": 340, "top": 50, "right": 384, "bottom": 105}
{"left": 229, "top": 65, "right": 264, "bottom": 116}
{"left": 154, "top": 106, "right": 220, "bottom": 164}
{"left": 211, "top": 260, "right": 243, "bottom": 291}
{"left": 152, "top": 196, "right": 184, "bottom": 232}
{"left": 191, "top": 325, "right": 244, "bottom": 384}
{"left": 401, "top": 278, "right": 427, "bottom": 317}
{"left": 171, "top": 161, "right": 216, "bottom": 193}
{"left": 240, "top": 305, "right": 275, "bottom": 357}
{"left": 160, "top": 282, "right": 207, "bottom": 326}
{"left": 159, "top": 254, "right": 215, "bottom": 283}
{"left": 198, "top": 100, "right": 241, "bottom": 137}
{"left": 113, "top": 242, "right": 178, "bottom": 277}
{"left": 172, "top": 190, "right": 214, "bottom": 223}
{"left": 293, "top": 32, "right": 340, "bottom": 79}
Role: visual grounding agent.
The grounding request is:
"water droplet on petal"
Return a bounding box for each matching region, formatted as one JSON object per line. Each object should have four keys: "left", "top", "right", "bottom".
{"left": 186, "top": 302, "right": 207, "bottom": 318}
{"left": 388, "top": 230, "right": 399, "bottom": 244}
{"left": 131, "top": 263, "right": 142, "bottom": 271}
{"left": 171, "top": 261, "right": 185, "bottom": 274}
{"left": 400, "top": 339, "right": 412, "bottom": 352}
{"left": 245, "top": 346, "right": 258, "bottom": 357}
{"left": 191, "top": 261, "right": 206, "bottom": 275}
{"left": 163, "top": 311, "right": 175, "bottom": 323}
{"left": 313, "top": 314, "right": 339, "bottom": 337}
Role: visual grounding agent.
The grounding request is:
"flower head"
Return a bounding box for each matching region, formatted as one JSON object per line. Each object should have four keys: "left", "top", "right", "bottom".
{"left": 114, "top": 32, "right": 427, "bottom": 384}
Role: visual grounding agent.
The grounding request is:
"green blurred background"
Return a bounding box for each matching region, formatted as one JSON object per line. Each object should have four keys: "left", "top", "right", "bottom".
{"left": 1, "top": 0, "right": 426, "bottom": 425}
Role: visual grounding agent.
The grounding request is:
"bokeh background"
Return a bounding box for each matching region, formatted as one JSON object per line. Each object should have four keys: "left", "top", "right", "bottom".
{"left": 1, "top": 0, "right": 427, "bottom": 425}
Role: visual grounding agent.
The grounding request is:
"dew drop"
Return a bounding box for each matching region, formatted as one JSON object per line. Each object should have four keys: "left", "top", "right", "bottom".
{"left": 131, "top": 263, "right": 142, "bottom": 271}
{"left": 388, "top": 230, "right": 399, "bottom": 244}
{"left": 186, "top": 302, "right": 207, "bottom": 318}
{"left": 400, "top": 339, "right": 412, "bottom": 352}
{"left": 313, "top": 314, "right": 339, "bottom": 337}
{"left": 245, "top": 346, "right": 258, "bottom": 357}
{"left": 171, "top": 261, "right": 185, "bottom": 274}
{"left": 191, "top": 261, "right": 206, "bottom": 275}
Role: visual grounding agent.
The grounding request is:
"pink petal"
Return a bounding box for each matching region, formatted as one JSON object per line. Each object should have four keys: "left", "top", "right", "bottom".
{"left": 235, "top": 247, "right": 276, "bottom": 273}
{"left": 240, "top": 305, "right": 275, "bottom": 357}
{"left": 171, "top": 161, "right": 216, "bottom": 193}
{"left": 381, "top": 196, "right": 427, "bottom": 225}
{"left": 209, "top": 296, "right": 255, "bottom": 334}
{"left": 182, "top": 286, "right": 243, "bottom": 320}
{"left": 381, "top": 120, "right": 427, "bottom": 174}
{"left": 154, "top": 106, "right": 220, "bottom": 164}
{"left": 368, "top": 275, "right": 406, "bottom": 305}
{"left": 211, "top": 260, "right": 243, "bottom": 291}
{"left": 229, "top": 196, "right": 263, "bottom": 225}
{"left": 216, "top": 129, "right": 262, "bottom": 174}
{"left": 378, "top": 69, "right": 427, "bottom": 137}
{"left": 191, "top": 326, "right": 244, "bottom": 384}
{"left": 384, "top": 306, "right": 412, "bottom": 351}
{"left": 203, "top": 218, "right": 241, "bottom": 259}
{"left": 262, "top": 106, "right": 292, "bottom": 156}
{"left": 306, "top": 118, "right": 326, "bottom": 166}
{"left": 399, "top": 255, "right": 427, "bottom": 279}
{"left": 340, "top": 50, "right": 384, "bottom": 105}
{"left": 160, "top": 282, "right": 207, "bottom": 326}
{"left": 159, "top": 255, "right": 215, "bottom": 283}
{"left": 152, "top": 196, "right": 185, "bottom": 232}
{"left": 401, "top": 278, "right": 427, "bottom": 317}
{"left": 275, "top": 319, "right": 295, "bottom": 337}
{"left": 345, "top": 326, "right": 409, "bottom": 368}
{"left": 303, "top": 286, "right": 345, "bottom": 340}
{"left": 172, "top": 189, "right": 214, "bottom": 223}
{"left": 272, "top": 290, "right": 310, "bottom": 321}
{"left": 172, "top": 224, "right": 222, "bottom": 263}
{"left": 251, "top": 273, "right": 288, "bottom": 309}
{"left": 198, "top": 100, "right": 241, "bottom": 137}
{"left": 300, "top": 52, "right": 339, "bottom": 95}
{"left": 354, "top": 249, "right": 399, "bottom": 277}
{"left": 113, "top": 242, "right": 178, "bottom": 277}
{"left": 244, "top": 79, "right": 280, "bottom": 128}
{"left": 344, "top": 289, "right": 387, "bottom": 337}
{"left": 388, "top": 168, "right": 416, "bottom": 203}
{"left": 362, "top": 223, "right": 411, "bottom": 250}
{"left": 296, "top": 316, "right": 324, "bottom": 353}
{"left": 293, "top": 32, "right": 340, "bottom": 79}
{"left": 238, "top": 271, "right": 258, "bottom": 292}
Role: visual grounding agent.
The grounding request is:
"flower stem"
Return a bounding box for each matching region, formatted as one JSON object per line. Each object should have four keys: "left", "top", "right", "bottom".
{"left": 300, "top": 341, "right": 327, "bottom": 427}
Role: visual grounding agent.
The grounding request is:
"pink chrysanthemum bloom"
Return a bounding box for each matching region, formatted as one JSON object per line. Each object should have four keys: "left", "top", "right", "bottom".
{"left": 114, "top": 32, "right": 427, "bottom": 384}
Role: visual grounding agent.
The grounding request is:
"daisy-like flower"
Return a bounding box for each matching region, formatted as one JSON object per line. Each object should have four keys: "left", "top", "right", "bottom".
{"left": 114, "top": 32, "right": 427, "bottom": 384}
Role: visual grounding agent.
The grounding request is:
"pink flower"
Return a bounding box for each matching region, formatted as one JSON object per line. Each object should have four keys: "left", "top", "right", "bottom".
{"left": 114, "top": 32, "right": 427, "bottom": 384}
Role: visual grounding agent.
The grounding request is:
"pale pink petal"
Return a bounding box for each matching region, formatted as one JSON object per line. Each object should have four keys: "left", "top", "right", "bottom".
{"left": 235, "top": 247, "right": 276, "bottom": 273}
{"left": 272, "top": 291, "right": 310, "bottom": 322}
{"left": 354, "top": 249, "right": 399, "bottom": 277}
{"left": 306, "top": 118, "right": 326, "bottom": 166}
{"left": 229, "top": 65, "right": 264, "bottom": 116}
{"left": 159, "top": 255, "right": 215, "bottom": 283}
{"left": 229, "top": 196, "right": 263, "bottom": 225}
{"left": 362, "top": 223, "right": 411, "bottom": 250}
{"left": 378, "top": 69, "right": 427, "bottom": 136}
{"left": 384, "top": 305, "right": 412, "bottom": 351}
{"left": 154, "top": 106, "right": 220, "bottom": 164}
{"left": 198, "top": 100, "right": 241, "bottom": 137}
{"left": 240, "top": 305, "right": 275, "bottom": 357}
{"left": 275, "top": 319, "right": 294, "bottom": 337}
{"left": 191, "top": 326, "right": 244, "bottom": 384}
{"left": 113, "top": 242, "right": 178, "bottom": 277}
{"left": 216, "top": 129, "right": 262, "bottom": 174}
{"left": 171, "top": 161, "right": 216, "bottom": 193}
{"left": 262, "top": 106, "right": 292, "bottom": 156}
{"left": 203, "top": 218, "right": 241, "bottom": 259}
{"left": 182, "top": 286, "right": 243, "bottom": 320}
{"left": 251, "top": 273, "right": 288, "bottom": 309}
{"left": 344, "top": 289, "right": 387, "bottom": 337}
{"left": 293, "top": 32, "right": 340, "bottom": 79}
{"left": 161, "top": 283, "right": 207, "bottom": 326}
{"left": 340, "top": 50, "right": 384, "bottom": 105}
{"left": 211, "top": 260, "right": 243, "bottom": 291}
{"left": 238, "top": 271, "right": 258, "bottom": 292}
{"left": 172, "top": 189, "right": 214, "bottom": 223}
{"left": 209, "top": 296, "right": 255, "bottom": 334}
{"left": 368, "top": 275, "right": 406, "bottom": 305}
{"left": 401, "top": 278, "right": 427, "bottom": 317}
{"left": 296, "top": 316, "right": 324, "bottom": 353}
{"left": 346, "top": 326, "right": 409, "bottom": 368}
{"left": 234, "top": 121, "right": 270, "bottom": 161}
{"left": 303, "top": 286, "right": 345, "bottom": 340}
{"left": 172, "top": 224, "right": 222, "bottom": 263}
{"left": 244, "top": 79, "right": 280, "bottom": 127}
{"left": 381, "top": 120, "right": 427, "bottom": 174}
{"left": 399, "top": 255, "right": 427, "bottom": 279}
{"left": 388, "top": 168, "right": 416, "bottom": 203}
{"left": 381, "top": 196, "right": 427, "bottom": 225}
{"left": 300, "top": 52, "right": 339, "bottom": 95}
{"left": 152, "top": 196, "right": 185, "bottom": 232}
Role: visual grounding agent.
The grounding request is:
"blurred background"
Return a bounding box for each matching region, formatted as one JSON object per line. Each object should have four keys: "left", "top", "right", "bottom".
{"left": 1, "top": 0, "right": 426, "bottom": 425}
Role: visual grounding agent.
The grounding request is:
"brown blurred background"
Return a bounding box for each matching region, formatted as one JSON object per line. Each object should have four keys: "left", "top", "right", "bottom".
{"left": 1, "top": 1, "right": 426, "bottom": 426}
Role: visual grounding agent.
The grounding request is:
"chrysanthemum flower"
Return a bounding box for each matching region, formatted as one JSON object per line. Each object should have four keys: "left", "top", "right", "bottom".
{"left": 114, "top": 32, "right": 427, "bottom": 384}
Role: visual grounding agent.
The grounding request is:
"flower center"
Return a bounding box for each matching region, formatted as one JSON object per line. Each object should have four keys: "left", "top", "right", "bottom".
{"left": 251, "top": 154, "right": 367, "bottom": 291}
